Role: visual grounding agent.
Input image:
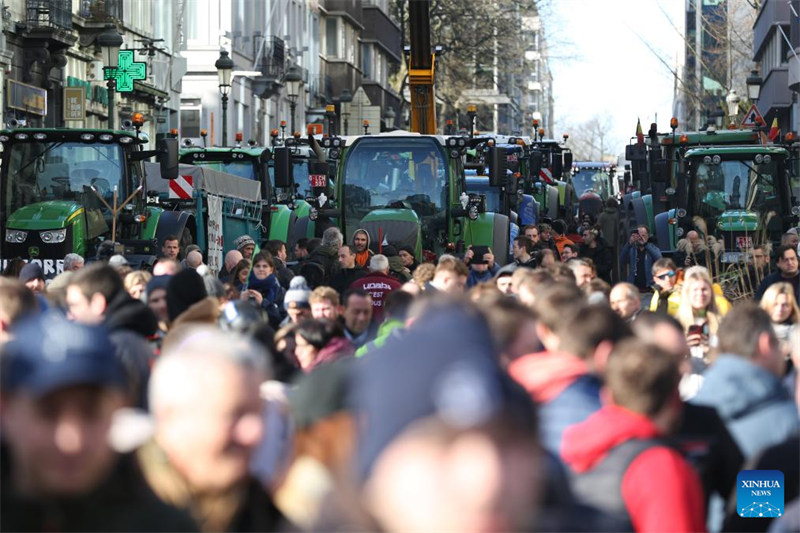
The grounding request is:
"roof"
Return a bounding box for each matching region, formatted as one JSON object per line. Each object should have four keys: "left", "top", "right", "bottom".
{"left": 683, "top": 145, "right": 789, "bottom": 157}
{"left": 0, "top": 128, "right": 148, "bottom": 144}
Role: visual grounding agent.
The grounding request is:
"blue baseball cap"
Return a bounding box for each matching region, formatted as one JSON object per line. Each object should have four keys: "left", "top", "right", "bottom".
{"left": 1, "top": 312, "right": 126, "bottom": 397}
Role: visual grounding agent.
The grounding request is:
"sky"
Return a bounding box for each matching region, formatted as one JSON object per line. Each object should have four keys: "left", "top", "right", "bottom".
{"left": 545, "top": 0, "right": 686, "bottom": 159}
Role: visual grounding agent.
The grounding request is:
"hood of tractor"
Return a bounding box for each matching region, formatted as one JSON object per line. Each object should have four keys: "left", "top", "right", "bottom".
{"left": 359, "top": 208, "right": 422, "bottom": 253}
{"left": 7, "top": 201, "right": 83, "bottom": 230}
{"left": 716, "top": 210, "right": 761, "bottom": 232}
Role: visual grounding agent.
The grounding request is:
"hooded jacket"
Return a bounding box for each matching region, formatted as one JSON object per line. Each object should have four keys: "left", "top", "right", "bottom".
{"left": 352, "top": 229, "right": 373, "bottom": 269}
{"left": 690, "top": 354, "right": 799, "bottom": 458}
{"left": 509, "top": 351, "right": 601, "bottom": 454}
{"left": 620, "top": 240, "right": 662, "bottom": 287}
{"left": 561, "top": 405, "right": 707, "bottom": 533}
{"left": 309, "top": 337, "right": 354, "bottom": 372}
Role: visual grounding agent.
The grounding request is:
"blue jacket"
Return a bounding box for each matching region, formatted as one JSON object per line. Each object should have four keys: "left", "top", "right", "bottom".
{"left": 466, "top": 262, "right": 500, "bottom": 288}
{"left": 620, "top": 241, "right": 662, "bottom": 287}
{"left": 540, "top": 374, "right": 602, "bottom": 456}
{"left": 691, "top": 355, "right": 799, "bottom": 459}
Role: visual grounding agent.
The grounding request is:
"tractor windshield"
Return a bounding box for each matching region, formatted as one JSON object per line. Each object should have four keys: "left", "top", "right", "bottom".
{"left": 5, "top": 140, "right": 124, "bottom": 213}
{"left": 191, "top": 159, "right": 257, "bottom": 180}
{"left": 571, "top": 168, "right": 609, "bottom": 199}
{"left": 342, "top": 137, "right": 447, "bottom": 211}
{"left": 692, "top": 157, "right": 779, "bottom": 218}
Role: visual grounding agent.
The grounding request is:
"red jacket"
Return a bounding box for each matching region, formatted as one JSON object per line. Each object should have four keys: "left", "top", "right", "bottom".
{"left": 349, "top": 271, "right": 402, "bottom": 323}
{"left": 561, "top": 405, "right": 707, "bottom": 533}
{"left": 508, "top": 350, "right": 588, "bottom": 403}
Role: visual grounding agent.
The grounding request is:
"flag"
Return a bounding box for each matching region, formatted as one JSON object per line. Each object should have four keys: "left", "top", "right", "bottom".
{"left": 636, "top": 118, "right": 644, "bottom": 146}
{"left": 768, "top": 118, "right": 780, "bottom": 142}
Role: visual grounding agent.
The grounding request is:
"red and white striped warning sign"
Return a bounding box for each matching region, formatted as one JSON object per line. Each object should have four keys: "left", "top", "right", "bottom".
{"left": 539, "top": 167, "right": 553, "bottom": 183}
{"left": 169, "top": 174, "right": 194, "bottom": 199}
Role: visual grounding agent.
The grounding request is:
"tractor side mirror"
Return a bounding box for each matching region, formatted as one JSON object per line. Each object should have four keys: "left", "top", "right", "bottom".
{"left": 273, "top": 147, "right": 293, "bottom": 188}
{"left": 158, "top": 138, "right": 179, "bottom": 180}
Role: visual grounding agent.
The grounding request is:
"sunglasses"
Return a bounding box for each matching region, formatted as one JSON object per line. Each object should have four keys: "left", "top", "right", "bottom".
{"left": 655, "top": 270, "right": 676, "bottom": 280}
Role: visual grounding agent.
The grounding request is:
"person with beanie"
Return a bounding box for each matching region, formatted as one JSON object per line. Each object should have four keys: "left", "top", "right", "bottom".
{"left": 397, "top": 244, "right": 419, "bottom": 273}
{"left": 282, "top": 276, "right": 312, "bottom": 325}
{"left": 381, "top": 245, "right": 412, "bottom": 282}
{"left": 233, "top": 234, "right": 257, "bottom": 260}
{"left": 165, "top": 268, "right": 209, "bottom": 324}
{"left": 19, "top": 262, "right": 46, "bottom": 295}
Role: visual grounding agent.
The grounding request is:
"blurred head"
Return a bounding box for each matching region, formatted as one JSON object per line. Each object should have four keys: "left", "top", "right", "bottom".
{"left": 636, "top": 225, "right": 650, "bottom": 243}
{"left": 0, "top": 279, "right": 38, "bottom": 344}
{"left": 63, "top": 253, "right": 85, "bottom": 272}
{"left": 294, "top": 318, "right": 345, "bottom": 372}
{"left": 310, "top": 286, "right": 342, "bottom": 320}
{"left": 251, "top": 252, "right": 274, "bottom": 280}
{"left": 323, "top": 227, "right": 344, "bottom": 250}
{"left": 782, "top": 230, "right": 799, "bottom": 250}
{"left": 523, "top": 225, "right": 539, "bottom": 244}
{"left": 153, "top": 258, "right": 180, "bottom": 276}
{"left": 224, "top": 250, "right": 243, "bottom": 272}
{"left": 370, "top": 254, "right": 390, "bottom": 274}
{"left": 652, "top": 258, "right": 678, "bottom": 292}
{"left": 681, "top": 266, "right": 715, "bottom": 313}
{"left": 352, "top": 230, "right": 369, "bottom": 253}
{"left": 185, "top": 250, "right": 203, "bottom": 269}
{"left": 398, "top": 246, "right": 415, "bottom": 268}
{"left": 66, "top": 264, "right": 124, "bottom": 325}
{"left": 146, "top": 275, "right": 170, "bottom": 325}
{"left": 265, "top": 240, "right": 288, "bottom": 262}
{"left": 539, "top": 249, "right": 556, "bottom": 268}
{"left": 124, "top": 270, "right": 151, "bottom": 301}
{"left": 750, "top": 245, "right": 769, "bottom": 271}
{"left": 161, "top": 236, "right": 180, "bottom": 260}
{"left": 776, "top": 245, "right": 799, "bottom": 277}
{"left": 609, "top": 283, "right": 640, "bottom": 321}
{"left": 1, "top": 316, "right": 127, "bottom": 497}
{"left": 338, "top": 245, "right": 356, "bottom": 269}
{"left": 568, "top": 258, "right": 595, "bottom": 288}
{"left": 343, "top": 289, "right": 373, "bottom": 334}
{"left": 294, "top": 238, "right": 310, "bottom": 260}
{"left": 717, "top": 303, "right": 784, "bottom": 377}
{"left": 431, "top": 258, "right": 469, "bottom": 293}
{"left": 342, "top": 289, "right": 372, "bottom": 335}
{"left": 760, "top": 282, "right": 800, "bottom": 325}
{"left": 560, "top": 244, "right": 578, "bottom": 262}
{"left": 581, "top": 229, "right": 596, "bottom": 246}
{"left": 149, "top": 328, "right": 268, "bottom": 492}
{"left": 512, "top": 237, "right": 534, "bottom": 261}
{"left": 495, "top": 273, "right": 514, "bottom": 295}
{"left": 19, "top": 263, "right": 46, "bottom": 294}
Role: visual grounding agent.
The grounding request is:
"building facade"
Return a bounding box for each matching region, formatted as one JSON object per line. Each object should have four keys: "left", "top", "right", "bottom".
{"left": 2, "top": 0, "right": 183, "bottom": 140}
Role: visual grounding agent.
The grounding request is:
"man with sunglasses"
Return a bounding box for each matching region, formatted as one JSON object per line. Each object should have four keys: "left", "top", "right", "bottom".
{"left": 649, "top": 258, "right": 680, "bottom": 316}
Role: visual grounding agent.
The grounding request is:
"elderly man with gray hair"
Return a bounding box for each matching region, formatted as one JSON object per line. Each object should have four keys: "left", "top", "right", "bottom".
{"left": 348, "top": 253, "right": 402, "bottom": 324}
{"left": 63, "top": 252, "right": 84, "bottom": 272}
{"left": 139, "top": 327, "right": 289, "bottom": 532}
{"left": 304, "top": 227, "right": 345, "bottom": 286}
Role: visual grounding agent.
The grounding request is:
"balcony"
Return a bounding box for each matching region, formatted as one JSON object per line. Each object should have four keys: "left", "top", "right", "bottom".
{"left": 321, "top": 58, "right": 362, "bottom": 101}
{"left": 251, "top": 36, "right": 287, "bottom": 99}
{"left": 362, "top": 5, "right": 401, "bottom": 62}
{"left": 759, "top": 67, "right": 791, "bottom": 116}
{"left": 26, "top": 0, "right": 71, "bottom": 31}
{"left": 79, "top": 0, "right": 123, "bottom": 23}
{"left": 754, "top": 0, "right": 790, "bottom": 57}
{"left": 23, "top": 0, "right": 77, "bottom": 58}
{"left": 319, "top": 0, "right": 363, "bottom": 29}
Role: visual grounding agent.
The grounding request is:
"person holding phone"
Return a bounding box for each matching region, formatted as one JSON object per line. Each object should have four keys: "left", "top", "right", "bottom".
{"left": 676, "top": 266, "right": 727, "bottom": 363}
{"left": 620, "top": 225, "right": 662, "bottom": 291}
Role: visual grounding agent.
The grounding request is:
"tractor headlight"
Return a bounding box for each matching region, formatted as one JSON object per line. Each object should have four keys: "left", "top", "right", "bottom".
{"left": 5, "top": 229, "right": 27, "bottom": 243}
{"left": 754, "top": 154, "right": 763, "bottom": 164}
{"left": 40, "top": 228, "right": 67, "bottom": 243}
{"left": 703, "top": 156, "right": 712, "bottom": 165}
{"left": 712, "top": 155, "right": 722, "bottom": 165}
{"left": 468, "top": 206, "right": 479, "bottom": 220}
{"left": 676, "top": 208, "right": 687, "bottom": 218}
{"left": 309, "top": 207, "right": 319, "bottom": 221}
{"left": 763, "top": 155, "right": 772, "bottom": 164}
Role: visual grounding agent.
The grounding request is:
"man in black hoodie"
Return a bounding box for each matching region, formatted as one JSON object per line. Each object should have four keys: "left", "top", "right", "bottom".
{"left": 65, "top": 263, "right": 159, "bottom": 407}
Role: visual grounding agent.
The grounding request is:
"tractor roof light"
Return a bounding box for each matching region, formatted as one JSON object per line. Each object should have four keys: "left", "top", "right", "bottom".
{"left": 679, "top": 134, "right": 689, "bottom": 144}
{"left": 785, "top": 131, "right": 797, "bottom": 142}
{"left": 200, "top": 129, "right": 208, "bottom": 138}
{"left": 670, "top": 117, "right": 679, "bottom": 130}
{"left": 235, "top": 132, "right": 244, "bottom": 142}
{"left": 131, "top": 112, "right": 146, "bottom": 128}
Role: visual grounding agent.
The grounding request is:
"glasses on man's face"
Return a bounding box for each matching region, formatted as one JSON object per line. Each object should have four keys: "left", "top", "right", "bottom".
{"left": 655, "top": 270, "right": 675, "bottom": 280}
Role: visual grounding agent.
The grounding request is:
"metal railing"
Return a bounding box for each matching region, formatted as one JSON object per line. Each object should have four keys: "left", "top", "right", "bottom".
{"left": 26, "top": 0, "right": 72, "bottom": 30}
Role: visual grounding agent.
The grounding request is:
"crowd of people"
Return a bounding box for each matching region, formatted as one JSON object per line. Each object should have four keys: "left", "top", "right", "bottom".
{"left": 1, "top": 219, "right": 799, "bottom": 533}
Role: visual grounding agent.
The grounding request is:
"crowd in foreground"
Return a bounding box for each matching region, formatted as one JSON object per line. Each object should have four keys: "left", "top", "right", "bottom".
{"left": 1, "top": 220, "right": 799, "bottom": 533}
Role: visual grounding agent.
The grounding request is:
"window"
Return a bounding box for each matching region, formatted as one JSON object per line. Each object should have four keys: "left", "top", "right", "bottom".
{"left": 181, "top": 108, "right": 201, "bottom": 137}
{"left": 186, "top": 0, "right": 215, "bottom": 46}
{"left": 362, "top": 43, "right": 373, "bottom": 79}
{"left": 326, "top": 18, "right": 339, "bottom": 57}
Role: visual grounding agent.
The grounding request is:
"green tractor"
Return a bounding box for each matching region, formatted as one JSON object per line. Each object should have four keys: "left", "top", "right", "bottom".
{"left": 1, "top": 127, "right": 179, "bottom": 274}
{"left": 311, "top": 132, "right": 510, "bottom": 262}
{"left": 178, "top": 139, "right": 323, "bottom": 246}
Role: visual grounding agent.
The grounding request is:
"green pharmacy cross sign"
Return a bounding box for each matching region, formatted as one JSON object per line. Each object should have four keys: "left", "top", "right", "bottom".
{"left": 103, "top": 50, "right": 146, "bottom": 93}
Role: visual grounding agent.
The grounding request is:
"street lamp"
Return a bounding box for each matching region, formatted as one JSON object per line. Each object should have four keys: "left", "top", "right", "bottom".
{"left": 725, "top": 89, "right": 741, "bottom": 128}
{"left": 215, "top": 49, "right": 234, "bottom": 147}
{"left": 325, "top": 104, "right": 337, "bottom": 135}
{"left": 339, "top": 88, "right": 352, "bottom": 135}
{"left": 746, "top": 69, "right": 763, "bottom": 102}
{"left": 284, "top": 65, "right": 304, "bottom": 134}
{"left": 97, "top": 24, "right": 123, "bottom": 130}
{"left": 384, "top": 107, "right": 396, "bottom": 131}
